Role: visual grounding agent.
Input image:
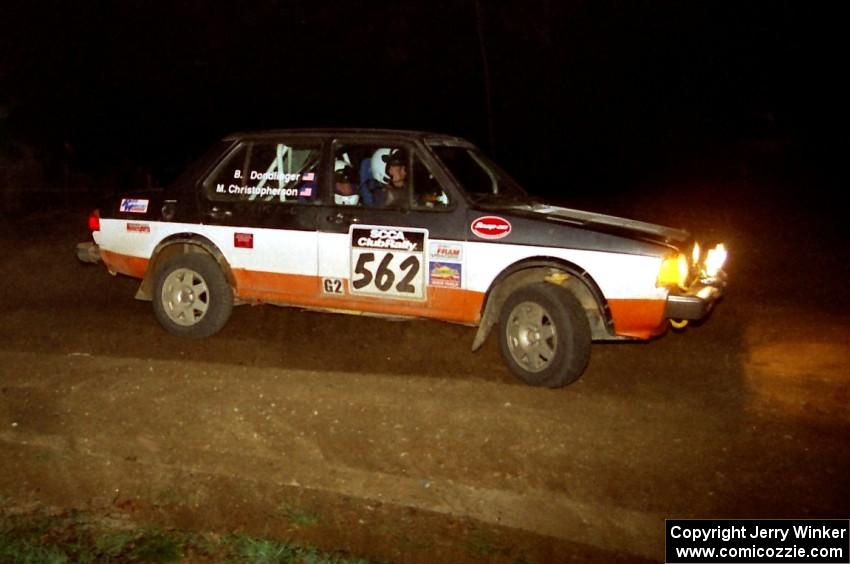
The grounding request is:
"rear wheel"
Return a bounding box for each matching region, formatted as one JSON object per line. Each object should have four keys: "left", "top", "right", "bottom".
{"left": 498, "top": 283, "right": 591, "bottom": 387}
{"left": 153, "top": 253, "right": 233, "bottom": 338}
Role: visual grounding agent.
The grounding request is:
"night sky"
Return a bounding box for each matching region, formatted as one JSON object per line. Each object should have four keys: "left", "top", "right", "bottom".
{"left": 0, "top": 1, "right": 843, "bottom": 204}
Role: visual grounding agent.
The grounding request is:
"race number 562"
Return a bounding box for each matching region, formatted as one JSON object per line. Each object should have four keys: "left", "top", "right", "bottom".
{"left": 350, "top": 226, "right": 427, "bottom": 300}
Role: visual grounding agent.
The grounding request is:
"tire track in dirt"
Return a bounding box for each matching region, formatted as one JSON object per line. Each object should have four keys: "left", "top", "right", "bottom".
{"left": 1, "top": 350, "right": 668, "bottom": 558}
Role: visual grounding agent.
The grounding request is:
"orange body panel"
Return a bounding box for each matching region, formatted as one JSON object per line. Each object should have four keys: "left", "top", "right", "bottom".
{"left": 232, "top": 269, "right": 484, "bottom": 324}
{"left": 607, "top": 298, "right": 668, "bottom": 339}
{"left": 99, "top": 250, "right": 666, "bottom": 336}
{"left": 100, "top": 249, "right": 149, "bottom": 279}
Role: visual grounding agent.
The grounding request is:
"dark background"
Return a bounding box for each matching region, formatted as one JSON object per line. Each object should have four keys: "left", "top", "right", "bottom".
{"left": 0, "top": 1, "right": 844, "bottom": 212}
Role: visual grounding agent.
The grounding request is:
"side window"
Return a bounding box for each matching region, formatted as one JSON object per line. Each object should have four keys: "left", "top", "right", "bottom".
{"left": 334, "top": 142, "right": 411, "bottom": 209}
{"left": 204, "top": 141, "right": 320, "bottom": 204}
{"left": 205, "top": 143, "right": 248, "bottom": 198}
{"left": 411, "top": 154, "right": 451, "bottom": 210}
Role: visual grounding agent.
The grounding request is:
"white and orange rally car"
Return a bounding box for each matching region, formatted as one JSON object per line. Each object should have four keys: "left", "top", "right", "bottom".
{"left": 77, "top": 129, "right": 727, "bottom": 387}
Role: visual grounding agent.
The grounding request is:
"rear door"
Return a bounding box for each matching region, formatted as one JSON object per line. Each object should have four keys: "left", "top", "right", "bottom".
{"left": 197, "top": 136, "right": 325, "bottom": 304}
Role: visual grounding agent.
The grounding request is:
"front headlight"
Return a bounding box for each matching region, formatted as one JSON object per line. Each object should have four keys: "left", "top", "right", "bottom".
{"left": 691, "top": 241, "right": 701, "bottom": 266}
{"left": 657, "top": 252, "right": 689, "bottom": 289}
{"left": 703, "top": 243, "right": 727, "bottom": 278}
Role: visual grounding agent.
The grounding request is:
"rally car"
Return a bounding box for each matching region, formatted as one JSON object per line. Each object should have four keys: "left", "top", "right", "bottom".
{"left": 77, "top": 129, "right": 727, "bottom": 387}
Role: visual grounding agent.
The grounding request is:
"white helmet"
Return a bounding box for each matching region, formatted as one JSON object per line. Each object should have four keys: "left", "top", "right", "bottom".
{"left": 370, "top": 148, "right": 405, "bottom": 184}
{"left": 334, "top": 157, "right": 359, "bottom": 206}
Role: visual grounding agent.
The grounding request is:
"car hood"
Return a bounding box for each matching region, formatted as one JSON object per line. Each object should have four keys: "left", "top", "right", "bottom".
{"left": 504, "top": 202, "right": 691, "bottom": 246}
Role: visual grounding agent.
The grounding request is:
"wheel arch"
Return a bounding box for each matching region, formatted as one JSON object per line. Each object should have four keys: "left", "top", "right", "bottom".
{"left": 471, "top": 256, "right": 615, "bottom": 350}
{"left": 135, "top": 233, "right": 235, "bottom": 301}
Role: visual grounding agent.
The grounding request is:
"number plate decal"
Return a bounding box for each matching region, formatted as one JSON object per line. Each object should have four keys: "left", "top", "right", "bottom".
{"left": 350, "top": 226, "right": 428, "bottom": 300}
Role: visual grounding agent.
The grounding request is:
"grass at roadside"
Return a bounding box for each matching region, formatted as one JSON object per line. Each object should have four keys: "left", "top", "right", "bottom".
{"left": 0, "top": 509, "right": 375, "bottom": 563}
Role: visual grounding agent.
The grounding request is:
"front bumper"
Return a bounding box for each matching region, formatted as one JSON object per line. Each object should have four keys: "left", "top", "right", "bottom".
{"left": 76, "top": 242, "right": 102, "bottom": 264}
{"left": 664, "top": 277, "right": 725, "bottom": 321}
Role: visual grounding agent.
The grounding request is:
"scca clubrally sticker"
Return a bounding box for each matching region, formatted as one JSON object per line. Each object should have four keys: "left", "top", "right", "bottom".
{"left": 350, "top": 226, "right": 427, "bottom": 300}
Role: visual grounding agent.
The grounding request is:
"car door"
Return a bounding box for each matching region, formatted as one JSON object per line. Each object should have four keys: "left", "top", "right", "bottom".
{"left": 198, "top": 137, "right": 325, "bottom": 305}
{"left": 316, "top": 139, "right": 482, "bottom": 323}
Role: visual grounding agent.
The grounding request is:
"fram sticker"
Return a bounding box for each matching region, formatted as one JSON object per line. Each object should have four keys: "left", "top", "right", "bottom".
{"left": 470, "top": 216, "right": 511, "bottom": 240}
{"left": 126, "top": 222, "right": 150, "bottom": 233}
{"left": 429, "top": 262, "right": 462, "bottom": 288}
{"left": 234, "top": 233, "right": 254, "bottom": 249}
{"left": 429, "top": 242, "right": 462, "bottom": 262}
{"left": 120, "top": 198, "right": 149, "bottom": 214}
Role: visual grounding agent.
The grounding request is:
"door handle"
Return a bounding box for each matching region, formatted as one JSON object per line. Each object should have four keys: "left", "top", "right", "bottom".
{"left": 209, "top": 206, "right": 232, "bottom": 219}
{"left": 326, "top": 212, "right": 359, "bottom": 225}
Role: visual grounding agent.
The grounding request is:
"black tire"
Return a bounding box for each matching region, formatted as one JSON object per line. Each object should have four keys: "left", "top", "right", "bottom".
{"left": 152, "top": 253, "right": 233, "bottom": 338}
{"left": 497, "top": 282, "right": 591, "bottom": 387}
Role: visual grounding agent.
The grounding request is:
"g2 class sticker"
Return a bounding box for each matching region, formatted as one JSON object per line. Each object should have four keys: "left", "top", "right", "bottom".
{"left": 322, "top": 278, "right": 345, "bottom": 295}
{"left": 120, "top": 198, "right": 149, "bottom": 214}
{"left": 471, "top": 216, "right": 511, "bottom": 240}
{"left": 350, "top": 226, "right": 427, "bottom": 300}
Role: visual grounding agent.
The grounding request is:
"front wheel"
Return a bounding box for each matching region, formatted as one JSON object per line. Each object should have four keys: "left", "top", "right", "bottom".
{"left": 152, "top": 253, "right": 233, "bottom": 338}
{"left": 498, "top": 283, "right": 591, "bottom": 387}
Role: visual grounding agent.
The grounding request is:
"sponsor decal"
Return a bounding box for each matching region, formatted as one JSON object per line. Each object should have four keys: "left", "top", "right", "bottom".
{"left": 429, "top": 262, "right": 461, "bottom": 288}
{"left": 352, "top": 227, "right": 425, "bottom": 253}
{"left": 429, "top": 242, "right": 462, "bottom": 262}
{"left": 322, "top": 278, "right": 345, "bottom": 295}
{"left": 470, "top": 216, "right": 511, "bottom": 240}
{"left": 350, "top": 225, "right": 428, "bottom": 300}
{"left": 234, "top": 232, "right": 254, "bottom": 249}
{"left": 119, "top": 198, "right": 149, "bottom": 214}
{"left": 125, "top": 222, "right": 150, "bottom": 233}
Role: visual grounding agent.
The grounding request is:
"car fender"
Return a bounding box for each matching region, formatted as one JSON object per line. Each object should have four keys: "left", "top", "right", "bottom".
{"left": 134, "top": 233, "right": 236, "bottom": 301}
{"left": 471, "top": 257, "right": 616, "bottom": 351}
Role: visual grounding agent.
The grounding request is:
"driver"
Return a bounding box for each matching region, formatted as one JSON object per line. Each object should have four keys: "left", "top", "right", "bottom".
{"left": 360, "top": 148, "right": 407, "bottom": 207}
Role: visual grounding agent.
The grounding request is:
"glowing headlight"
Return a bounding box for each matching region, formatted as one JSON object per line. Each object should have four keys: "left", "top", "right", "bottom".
{"left": 657, "top": 253, "right": 689, "bottom": 289}
{"left": 704, "top": 243, "right": 727, "bottom": 278}
{"left": 692, "top": 241, "right": 701, "bottom": 265}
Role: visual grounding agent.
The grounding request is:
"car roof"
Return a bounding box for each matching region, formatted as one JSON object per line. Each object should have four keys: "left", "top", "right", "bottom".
{"left": 222, "top": 128, "right": 473, "bottom": 146}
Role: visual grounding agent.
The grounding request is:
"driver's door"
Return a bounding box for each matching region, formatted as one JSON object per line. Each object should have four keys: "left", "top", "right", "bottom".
{"left": 316, "top": 140, "right": 475, "bottom": 322}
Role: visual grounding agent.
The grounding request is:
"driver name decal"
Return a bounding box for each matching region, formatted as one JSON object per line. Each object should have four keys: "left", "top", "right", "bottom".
{"left": 471, "top": 216, "right": 512, "bottom": 240}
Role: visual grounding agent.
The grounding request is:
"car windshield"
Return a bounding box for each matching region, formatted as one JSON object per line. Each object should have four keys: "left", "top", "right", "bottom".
{"left": 430, "top": 145, "right": 527, "bottom": 203}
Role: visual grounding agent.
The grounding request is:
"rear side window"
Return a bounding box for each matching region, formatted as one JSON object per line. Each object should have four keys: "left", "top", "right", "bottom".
{"left": 204, "top": 141, "right": 321, "bottom": 204}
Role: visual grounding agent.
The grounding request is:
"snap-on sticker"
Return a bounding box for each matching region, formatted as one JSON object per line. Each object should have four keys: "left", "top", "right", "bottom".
{"left": 120, "top": 198, "right": 149, "bottom": 214}
{"left": 470, "top": 216, "right": 511, "bottom": 240}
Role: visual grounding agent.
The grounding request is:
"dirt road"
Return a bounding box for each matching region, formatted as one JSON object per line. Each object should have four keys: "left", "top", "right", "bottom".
{"left": 1, "top": 183, "right": 848, "bottom": 562}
